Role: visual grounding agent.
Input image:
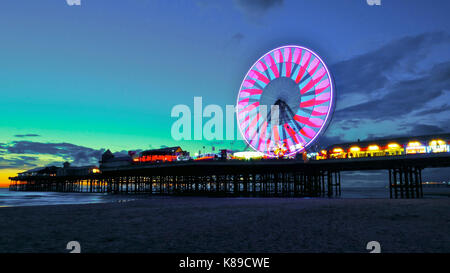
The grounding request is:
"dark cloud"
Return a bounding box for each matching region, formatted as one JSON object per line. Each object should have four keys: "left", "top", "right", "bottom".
{"left": 320, "top": 32, "right": 450, "bottom": 144}
{"left": 0, "top": 141, "right": 105, "bottom": 166}
{"left": 332, "top": 32, "right": 450, "bottom": 98}
{"left": 233, "top": 0, "right": 283, "bottom": 20}
{"left": 326, "top": 122, "right": 448, "bottom": 146}
{"left": 113, "top": 149, "right": 143, "bottom": 157}
{"left": 405, "top": 124, "right": 445, "bottom": 136}
{"left": 14, "top": 134, "right": 40, "bottom": 138}
{"left": 335, "top": 60, "right": 450, "bottom": 120}
{"left": 312, "top": 134, "right": 347, "bottom": 150}
{"left": 414, "top": 103, "right": 450, "bottom": 116}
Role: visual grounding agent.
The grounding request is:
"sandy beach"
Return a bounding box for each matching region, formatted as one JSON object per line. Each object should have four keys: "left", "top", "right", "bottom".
{"left": 0, "top": 197, "right": 448, "bottom": 253}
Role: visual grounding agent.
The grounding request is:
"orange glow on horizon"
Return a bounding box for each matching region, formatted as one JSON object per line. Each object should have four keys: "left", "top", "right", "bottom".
{"left": 0, "top": 169, "right": 21, "bottom": 188}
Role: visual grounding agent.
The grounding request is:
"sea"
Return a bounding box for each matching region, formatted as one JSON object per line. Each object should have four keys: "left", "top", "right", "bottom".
{"left": 0, "top": 188, "right": 136, "bottom": 207}
{"left": 0, "top": 186, "right": 448, "bottom": 207}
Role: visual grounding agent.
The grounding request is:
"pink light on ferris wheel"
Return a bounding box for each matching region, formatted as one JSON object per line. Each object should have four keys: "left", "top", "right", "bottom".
{"left": 236, "top": 45, "right": 335, "bottom": 157}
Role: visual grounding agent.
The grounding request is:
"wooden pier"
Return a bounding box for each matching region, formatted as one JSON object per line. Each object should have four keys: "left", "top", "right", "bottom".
{"left": 9, "top": 167, "right": 342, "bottom": 197}
{"left": 389, "top": 166, "right": 424, "bottom": 199}
{"left": 9, "top": 153, "right": 450, "bottom": 198}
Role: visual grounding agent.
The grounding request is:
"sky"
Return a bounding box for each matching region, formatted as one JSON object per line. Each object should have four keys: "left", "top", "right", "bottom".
{"left": 1, "top": 0, "right": 450, "bottom": 187}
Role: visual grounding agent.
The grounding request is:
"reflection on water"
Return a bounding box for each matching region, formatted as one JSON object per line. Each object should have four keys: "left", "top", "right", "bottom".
{"left": 340, "top": 186, "right": 450, "bottom": 199}
{"left": 0, "top": 186, "right": 447, "bottom": 207}
{"left": 340, "top": 187, "right": 389, "bottom": 198}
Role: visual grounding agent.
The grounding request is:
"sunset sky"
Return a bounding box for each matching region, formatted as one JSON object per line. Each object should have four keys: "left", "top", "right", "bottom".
{"left": 1, "top": 0, "right": 450, "bottom": 187}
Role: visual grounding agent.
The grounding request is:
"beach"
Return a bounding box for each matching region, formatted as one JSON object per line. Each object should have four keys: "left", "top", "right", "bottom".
{"left": 0, "top": 196, "right": 448, "bottom": 253}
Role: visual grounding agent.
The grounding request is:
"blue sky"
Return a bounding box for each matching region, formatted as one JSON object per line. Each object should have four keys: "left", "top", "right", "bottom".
{"left": 0, "top": 0, "right": 449, "bottom": 186}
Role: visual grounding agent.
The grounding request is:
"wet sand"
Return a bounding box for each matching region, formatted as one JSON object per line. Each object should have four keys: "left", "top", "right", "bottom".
{"left": 0, "top": 197, "right": 448, "bottom": 253}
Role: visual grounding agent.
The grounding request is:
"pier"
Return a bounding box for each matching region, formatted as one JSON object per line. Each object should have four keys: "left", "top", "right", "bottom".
{"left": 9, "top": 153, "right": 450, "bottom": 198}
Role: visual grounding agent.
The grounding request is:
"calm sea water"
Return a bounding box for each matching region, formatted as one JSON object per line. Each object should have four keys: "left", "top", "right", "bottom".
{"left": 0, "top": 188, "right": 135, "bottom": 207}
{"left": 341, "top": 186, "right": 450, "bottom": 199}
{"left": 0, "top": 186, "right": 447, "bottom": 207}
{"left": 340, "top": 186, "right": 389, "bottom": 198}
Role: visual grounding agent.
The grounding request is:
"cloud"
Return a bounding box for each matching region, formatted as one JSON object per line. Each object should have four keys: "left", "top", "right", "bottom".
{"left": 404, "top": 124, "right": 445, "bottom": 135}
{"left": 312, "top": 134, "right": 347, "bottom": 149}
{"left": 233, "top": 0, "right": 283, "bottom": 21}
{"left": 18, "top": 156, "right": 39, "bottom": 161}
{"left": 356, "top": 123, "right": 447, "bottom": 142}
{"left": 231, "top": 32, "right": 244, "bottom": 44}
{"left": 332, "top": 32, "right": 450, "bottom": 100}
{"left": 14, "top": 134, "right": 40, "bottom": 138}
{"left": 113, "top": 149, "right": 143, "bottom": 157}
{"left": 234, "top": 0, "right": 283, "bottom": 12}
{"left": 335, "top": 60, "right": 450, "bottom": 120}
{"left": 320, "top": 32, "right": 450, "bottom": 144}
{"left": 414, "top": 103, "right": 450, "bottom": 116}
{"left": 0, "top": 156, "right": 38, "bottom": 170}
{"left": 0, "top": 141, "right": 105, "bottom": 166}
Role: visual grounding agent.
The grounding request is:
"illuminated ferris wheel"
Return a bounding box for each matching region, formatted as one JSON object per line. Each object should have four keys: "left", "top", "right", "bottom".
{"left": 236, "top": 45, "right": 335, "bottom": 157}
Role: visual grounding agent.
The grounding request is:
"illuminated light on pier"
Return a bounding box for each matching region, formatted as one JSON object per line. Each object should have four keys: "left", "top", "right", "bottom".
{"left": 388, "top": 143, "right": 400, "bottom": 149}
{"left": 408, "top": 141, "right": 422, "bottom": 147}
{"left": 428, "top": 139, "right": 449, "bottom": 153}
{"left": 385, "top": 143, "right": 404, "bottom": 156}
{"left": 368, "top": 145, "right": 380, "bottom": 151}
{"left": 318, "top": 134, "right": 450, "bottom": 160}
{"left": 348, "top": 146, "right": 361, "bottom": 158}
{"left": 406, "top": 141, "right": 426, "bottom": 154}
{"left": 233, "top": 151, "right": 265, "bottom": 160}
{"left": 329, "top": 147, "right": 346, "bottom": 159}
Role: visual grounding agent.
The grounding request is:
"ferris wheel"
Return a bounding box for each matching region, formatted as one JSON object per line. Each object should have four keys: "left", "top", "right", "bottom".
{"left": 236, "top": 45, "right": 335, "bottom": 157}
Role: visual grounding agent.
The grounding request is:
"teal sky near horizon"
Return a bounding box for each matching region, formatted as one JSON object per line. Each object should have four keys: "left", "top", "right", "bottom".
{"left": 1, "top": 0, "right": 450, "bottom": 185}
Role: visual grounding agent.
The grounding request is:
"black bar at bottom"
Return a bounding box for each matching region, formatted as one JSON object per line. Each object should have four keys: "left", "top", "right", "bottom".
{"left": 0, "top": 253, "right": 447, "bottom": 272}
